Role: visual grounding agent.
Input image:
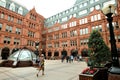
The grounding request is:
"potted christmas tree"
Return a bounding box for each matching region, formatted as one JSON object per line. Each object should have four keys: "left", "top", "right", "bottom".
{"left": 80, "top": 30, "right": 111, "bottom": 80}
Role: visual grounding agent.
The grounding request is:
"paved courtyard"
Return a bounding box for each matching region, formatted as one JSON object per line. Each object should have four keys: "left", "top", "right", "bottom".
{"left": 0, "top": 60, "right": 87, "bottom": 80}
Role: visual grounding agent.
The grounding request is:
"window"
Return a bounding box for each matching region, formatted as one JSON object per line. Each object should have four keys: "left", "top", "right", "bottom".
{"left": 79, "top": 10, "right": 87, "bottom": 15}
{"left": 62, "top": 32, "right": 67, "bottom": 38}
{"left": 47, "top": 43, "right": 52, "bottom": 48}
{"left": 90, "top": 0, "right": 99, "bottom": 4}
{"left": 90, "top": 7, "right": 94, "bottom": 12}
{"left": 69, "top": 21, "right": 76, "bottom": 27}
{"left": 62, "top": 17, "right": 67, "bottom": 22}
{"left": 95, "top": 5, "right": 100, "bottom": 10}
{"left": 79, "top": 4, "right": 83, "bottom": 8}
{"left": 90, "top": 0, "right": 94, "bottom": 4}
{"left": 70, "top": 8, "right": 73, "bottom": 12}
{"left": 16, "top": 28, "right": 21, "bottom": 34}
{"left": 54, "top": 27, "right": 59, "bottom": 31}
{"left": 30, "top": 13, "right": 36, "bottom": 20}
{"left": 61, "top": 24, "right": 67, "bottom": 29}
{"left": 92, "top": 25, "right": 102, "bottom": 31}
{"left": 80, "top": 28, "right": 88, "bottom": 35}
{"left": 48, "top": 35, "right": 53, "bottom": 40}
{"left": 0, "top": 23, "right": 2, "bottom": 30}
{"left": 14, "top": 38, "right": 20, "bottom": 45}
{"left": 70, "top": 40, "right": 77, "bottom": 46}
{"left": 27, "top": 40, "right": 34, "bottom": 46}
{"left": 0, "top": 0, "right": 6, "bottom": 7}
{"left": 0, "top": 12, "right": 4, "bottom": 18}
{"left": 54, "top": 42, "right": 59, "bottom": 48}
{"left": 4, "top": 36, "right": 11, "bottom": 44}
{"left": 73, "top": 13, "right": 76, "bottom": 17}
{"left": 18, "top": 7, "right": 23, "bottom": 15}
{"left": 8, "top": 15, "right": 14, "bottom": 22}
{"left": 70, "top": 30, "right": 77, "bottom": 37}
{"left": 79, "top": 18, "right": 88, "bottom": 25}
{"left": 54, "top": 34, "right": 59, "bottom": 39}
{"left": 91, "top": 14, "right": 101, "bottom": 21}
{"left": 17, "top": 19, "right": 22, "bottom": 24}
{"left": 62, "top": 41, "right": 67, "bottom": 47}
{"left": 48, "top": 29, "right": 53, "bottom": 33}
{"left": 69, "top": 15, "right": 73, "bottom": 19}
{"left": 80, "top": 39, "right": 88, "bottom": 45}
{"left": 9, "top": 3, "right": 15, "bottom": 11}
{"left": 6, "top": 25, "right": 12, "bottom": 32}
{"left": 29, "top": 31, "right": 34, "bottom": 38}
{"left": 103, "top": 0, "right": 115, "bottom": 7}
{"left": 74, "top": 7, "right": 77, "bottom": 10}
{"left": 84, "top": 2, "right": 87, "bottom": 6}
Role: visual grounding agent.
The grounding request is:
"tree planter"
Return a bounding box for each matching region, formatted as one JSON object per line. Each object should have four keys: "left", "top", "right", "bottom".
{"left": 79, "top": 70, "right": 99, "bottom": 80}
{"left": 79, "top": 68, "right": 108, "bottom": 80}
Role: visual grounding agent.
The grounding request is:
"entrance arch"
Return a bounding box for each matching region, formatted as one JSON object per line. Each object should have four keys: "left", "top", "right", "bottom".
{"left": 81, "top": 49, "right": 88, "bottom": 57}
{"left": 71, "top": 49, "right": 78, "bottom": 57}
{"left": 54, "top": 51, "right": 59, "bottom": 56}
{"left": 1, "top": 47, "right": 10, "bottom": 59}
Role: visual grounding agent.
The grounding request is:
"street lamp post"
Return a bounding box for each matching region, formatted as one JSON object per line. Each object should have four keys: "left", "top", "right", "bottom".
{"left": 35, "top": 41, "right": 40, "bottom": 63}
{"left": 102, "top": 4, "right": 120, "bottom": 74}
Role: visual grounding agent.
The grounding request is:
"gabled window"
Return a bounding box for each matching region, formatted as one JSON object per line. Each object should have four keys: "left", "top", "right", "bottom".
{"left": 9, "top": 3, "right": 15, "bottom": 11}
{"left": 0, "top": 0, "right": 6, "bottom": 7}
{"left": 18, "top": 7, "right": 23, "bottom": 15}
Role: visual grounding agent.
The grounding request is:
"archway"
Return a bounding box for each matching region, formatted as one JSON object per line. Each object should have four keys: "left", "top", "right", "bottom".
{"left": 71, "top": 49, "right": 78, "bottom": 57}
{"left": 81, "top": 49, "right": 88, "bottom": 57}
{"left": 54, "top": 50, "right": 59, "bottom": 59}
{"left": 54, "top": 51, "right": 59, "bottom": 56}
{"left": 1, "top": 47, "right": 10, "bottom": 59}
{"left": 48, "top": 50, "right": 52, "bottom": 59}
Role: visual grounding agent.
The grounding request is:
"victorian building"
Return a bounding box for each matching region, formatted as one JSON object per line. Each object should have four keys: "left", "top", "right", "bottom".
{"left": 0, "top": 0, "right": 44, "bottom": 59}
{"left": 0, "top": 0, "right": 120, "bottom": 59}
{"left": 43, "top": 0, "right": 120, "bottom": 59}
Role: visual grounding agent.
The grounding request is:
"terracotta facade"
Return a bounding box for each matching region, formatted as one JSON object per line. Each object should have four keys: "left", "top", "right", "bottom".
{"left": 0, "top": 0, "right": 120, "bottom": 59}
{"left": 0, "top": 6, "right": 44, "bottom": 59}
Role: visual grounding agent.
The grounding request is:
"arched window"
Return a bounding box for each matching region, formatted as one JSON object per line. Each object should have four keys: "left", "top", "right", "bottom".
{"left": 9, "top": 3, "right": 15, "bottom": 11}
{"left": 0, "top": 0, "right": 6, "bottom": 7}
{"left": 18, "top": 7, "right": 23, "bottom": 15}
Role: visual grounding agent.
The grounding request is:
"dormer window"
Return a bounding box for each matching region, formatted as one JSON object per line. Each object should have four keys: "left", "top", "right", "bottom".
{"left": 9, "top": 3, "right": 15, "bottom": 11}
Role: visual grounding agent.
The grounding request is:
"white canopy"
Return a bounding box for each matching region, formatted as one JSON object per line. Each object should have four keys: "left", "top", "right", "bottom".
{"left": 8, "top": 49, "right": 37, "bottom": 61}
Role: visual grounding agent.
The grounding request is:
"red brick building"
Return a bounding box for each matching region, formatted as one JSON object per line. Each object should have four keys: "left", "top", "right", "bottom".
{"left": 0, "top": 0, "right": 44, "bottom": 59}
{"left": 43, "top": 0, "right": 120, "bottom": 59}
{"left": 0, "top": 0, "right": 120, "bottom": 59}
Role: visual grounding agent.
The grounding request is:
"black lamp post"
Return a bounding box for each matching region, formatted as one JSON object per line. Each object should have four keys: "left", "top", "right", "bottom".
{"left": 102, "top": 4, "right": 120, "bottom": 74}
{"left": 35, "top": 41, "right": 40, "bottom": 58}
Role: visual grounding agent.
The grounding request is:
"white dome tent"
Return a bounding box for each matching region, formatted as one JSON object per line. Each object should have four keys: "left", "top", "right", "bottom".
{"left": 0, "top": 48, "right": 37, "bottom": 67}
{"left": 8, "top": 49, "right": 36, "bottom": 61}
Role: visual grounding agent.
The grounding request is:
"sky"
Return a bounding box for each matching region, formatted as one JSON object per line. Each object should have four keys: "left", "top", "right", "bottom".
{"left": 13, "top": 0, "right": 76, "bottom": 18}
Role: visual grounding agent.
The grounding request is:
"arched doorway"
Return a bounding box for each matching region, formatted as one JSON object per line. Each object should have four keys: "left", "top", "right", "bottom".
{"left": 48, "top": 50, "right": 52, "bottom": 59}
{"left": 61, "top": 49, "right": 67, "bottom": 57}
{"left": 1, "top": 47, "right": 10, "bottom": 59}
{"left": 54, "top": 50, "right": 59, "bottom": 59}
{"left": 71, "top": 49, "right": 78, "bottom": 57}
{"left": 81, "top": 49, "right": 88, "bottom": 57}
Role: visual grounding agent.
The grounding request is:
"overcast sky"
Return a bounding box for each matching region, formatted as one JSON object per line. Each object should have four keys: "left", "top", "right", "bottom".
{"left": 13, "top": 0, "right": 76, "bottom": 18}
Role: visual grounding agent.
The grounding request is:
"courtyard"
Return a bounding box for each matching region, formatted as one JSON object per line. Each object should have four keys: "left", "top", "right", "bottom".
{"left": 0, "top": 60, "right": 87, "bottom": 80}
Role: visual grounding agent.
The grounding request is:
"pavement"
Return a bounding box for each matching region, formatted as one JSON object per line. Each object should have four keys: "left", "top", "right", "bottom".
{"left": 0, "top": 60, "right": 87, "bottom": 80}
